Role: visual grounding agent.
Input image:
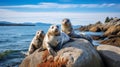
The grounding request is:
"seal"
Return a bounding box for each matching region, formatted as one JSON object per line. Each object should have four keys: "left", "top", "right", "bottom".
{"left": 61, "top": 18, "right": 93, "bottom": 43}
{"left": 27, "top": 30, "right": 45, "bottom": 55}
{"left": 61, "top": 18, "right": 80, "bottom": 38}
{"left": 39, "top": 25, "right": 70, "bottom": 56}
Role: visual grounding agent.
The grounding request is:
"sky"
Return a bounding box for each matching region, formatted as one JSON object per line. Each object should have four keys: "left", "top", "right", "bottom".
{"left": 0, "top": 0, "right": 120, "bottom": 25}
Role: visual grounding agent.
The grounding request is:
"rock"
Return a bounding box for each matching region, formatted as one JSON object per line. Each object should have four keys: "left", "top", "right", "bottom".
{"left": 78, "top": 17, "right": 120, "bottom": 32}
{"left": 104, "top": 25, "right": 120, "bottom": 37}
{"left": 20, "top": 38, "right": 104, "bottom": 67}
{"left": 100, "top": 37, "right": 120, "bottom": 47}
{"left": 109, "top": 18, "right": 120, "bottom": 24}
{"left": 19, "top": 54, "right": 32, "bottom": 67}
{"left": 117, "top": 31, "right": 120, "bottom": 35}
{"left": 79, "top": 24, "right": 94, "bottom": 31}
{"left": 102, "top": 24, "right": 109, "bottom": 32}
{"left": 107, "top": 35, "right": 120, "bottom": 39}
{"left": 95, "top": 21, "right": 102, "bottom": 25}
{"left": 91, "top": 35, "right": 105, "bottom": 40}
{"left": 89, "top": 26, "right": 101, "bottom": 32}
{"left": 79, "top": 26, "right": 90, "bottom": 31}
{"left": 90, "top": 21, "right": 104, "bottom": 32}
{"left": 97, "top": 45, "right": 120, "bottom": 67}
{"left": 79, "top": 24, "right": 104, "bottom": 32}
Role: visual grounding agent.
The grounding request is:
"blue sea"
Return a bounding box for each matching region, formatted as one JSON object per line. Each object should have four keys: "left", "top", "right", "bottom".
{"left": 0, "top": 25, "right": 103, "bottom": 67}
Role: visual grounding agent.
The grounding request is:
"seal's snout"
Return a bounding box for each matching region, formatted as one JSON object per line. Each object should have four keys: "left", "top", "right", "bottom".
{"left": 64, "top": 21, "right": 68, "bottom": 25}
{"left": 39, "top": 30, "right": 45, "bottom": 37}
{"left": 55, "top": 28, "right": 58, "bottom": 32}
{"left": 62, "top": 18, "right": 70, "bottom": 26}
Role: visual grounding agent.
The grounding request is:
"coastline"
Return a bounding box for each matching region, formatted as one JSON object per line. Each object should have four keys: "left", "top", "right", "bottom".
{"left": 77, "top": 17, "right": 120, "bottom": 47}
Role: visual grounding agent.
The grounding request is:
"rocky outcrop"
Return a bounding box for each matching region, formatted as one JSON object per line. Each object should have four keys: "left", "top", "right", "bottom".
{"left": 97, "top": 45, "right": 120, "bottom": 67}
{"left": 89, "top": 26, "right": 101, "bottom": 32}
{"left": 78, "top": 17, "right": 120, "bottom": 47}
{"left": 79, "top": 25, "right": 91, "bottom": 31}
{"left": 100, "top": 37, "right": 120, "bottom": 47}
{"left": 100, "top": 23, "right": 120, "bottom": 47}
{"left": 20, "top": 38, "right": 104, "bottom": 67}
{"left": 79, "top": 21, "right": 103, "bottom": 32}
{"left": 79, "top": 17, "right": 120, "bottom": 33}
{"left": 103, "top": 25, "right": 120, "bottom": 37}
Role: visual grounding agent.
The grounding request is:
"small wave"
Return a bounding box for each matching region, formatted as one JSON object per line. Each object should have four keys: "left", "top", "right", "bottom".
{"left": 11, "top": 34, "right": 32, "bottom": 38}
{"left": 20, "top": 39, "right": 31, "bottom": 43}
{"left": 78, "top": 31, "right": 104, "bottom": 36}
{"left": 21, "top": 34, "right": 34, "bottom": 37}
{"left": 0, "top": 50, "right": 24, "bottom": 67}
{"left": 12, "top": 36, "right": 20, "bottom": 38}
{"left": 0, "top": 50, "right": 20, "bottom": 59}
{"left": 20, "top": 51, "right": 28, "bottom": 56}
{"left": 0, "top": 50, "right": 13, "bottom": 59}
{"left": 93, "top": 40, "right": 101, "bottom": 46}
{"left": 0, "top": 39, "right": 12, "bottom": 43}
{"left": 24, "top": 40, "right": 31, "bottom": 42}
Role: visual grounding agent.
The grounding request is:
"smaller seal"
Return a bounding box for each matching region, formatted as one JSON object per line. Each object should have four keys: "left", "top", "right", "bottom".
{"left": 61, "top": 18, "right": 93, "bottom": 44}
{"left": 27, "top": 30, "right": 45, "bottom": 55}
{"left": 61, "top": 18, "right": 80, "bottom": 38}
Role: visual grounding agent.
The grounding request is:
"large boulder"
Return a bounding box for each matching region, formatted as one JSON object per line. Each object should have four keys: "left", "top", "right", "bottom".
{"left": 97, "top": 45, "right": 120, "bottom": 67}
{"left": 20, "top": 38, "right": 104, "bottom": 67}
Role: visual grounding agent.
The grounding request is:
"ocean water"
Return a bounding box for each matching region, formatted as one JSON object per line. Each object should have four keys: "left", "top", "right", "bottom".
{"left": 0, "top": 25, "right": 103, "bottom": 67}
{"left": 0, "top": 26, "right": 50, "bottom": 67}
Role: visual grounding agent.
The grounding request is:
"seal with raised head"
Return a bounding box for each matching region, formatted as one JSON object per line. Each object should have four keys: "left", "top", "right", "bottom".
{"left": 61, "top": 18, "right": 93, "bottom": 43}
{"left": 61, "top": 18, "right": 80, "bottom": 38}
{"left": 27, "top": 30, "right": 45, "bottom": 55}
{"left": 39, "top": 25, "right": 70, "bottom": 56}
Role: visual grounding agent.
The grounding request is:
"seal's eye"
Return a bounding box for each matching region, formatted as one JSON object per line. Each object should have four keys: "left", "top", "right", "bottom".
{"left": 37, "top": 31, "right": 40, "bottom": 34}
{"left": 67, "top": 19, "right": 70, "bottom": 22}
{"left": 41, "top": 31, "right": 43, "bottom": 33}
{"left": 57, "top": 26, "right": 59, "bottom": 28}
{"left": 51, "top": 26, "right": 54, "bottom": 29}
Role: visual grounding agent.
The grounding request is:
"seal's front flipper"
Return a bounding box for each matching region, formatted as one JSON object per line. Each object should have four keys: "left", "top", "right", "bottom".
{"left": 49, "top": 48, "right": 57, "bottom": 56}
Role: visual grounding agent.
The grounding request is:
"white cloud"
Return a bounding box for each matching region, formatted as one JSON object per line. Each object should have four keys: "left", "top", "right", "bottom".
{"left": 0, "top": 3, "right": 118, "bottom": 9}
{"left": 79, "top": 3, "right": 116, "bottom": 8}
{"left": 0, "top": 9, "right": 120, "bottom": 25}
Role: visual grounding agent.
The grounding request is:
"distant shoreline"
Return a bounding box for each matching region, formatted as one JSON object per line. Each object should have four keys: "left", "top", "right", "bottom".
{"left": 0, "top": 24, "right": 35, "bottom": 26}
{"left": 0, "top": 21, "right": 51, "bottom": 26}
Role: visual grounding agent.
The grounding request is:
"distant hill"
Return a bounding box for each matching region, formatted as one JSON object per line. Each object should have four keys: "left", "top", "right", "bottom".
{"left": 0, "top": 21, "right": 51, "bottom": 26}
{"left": 0, "top": 21, "right": 35, "bottom": 26}
{"left": 0, "top": 21, "right": 12, "bottom": 24}
{"left": 35, "top": 22, "right": 51, "bottom": 26}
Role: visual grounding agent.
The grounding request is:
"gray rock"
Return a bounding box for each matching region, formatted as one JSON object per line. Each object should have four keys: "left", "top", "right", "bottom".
{"left": 97, "top": 45, "right": 120, "bottom": 67}
{"left": 20, "top": 38, "right": 104, "bottom": 67}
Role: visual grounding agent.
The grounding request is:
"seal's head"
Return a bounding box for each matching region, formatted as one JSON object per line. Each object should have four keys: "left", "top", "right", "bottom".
{"left": 36, "top": 30, "right": 45, "bottom": 40}
{"left": 48, "top": 25, "right": 60, "bottom": 36}
{"left": 62, "top": 18, "right": 72, "bottom": 27}
{"left": 61, "top": 18, "right": 73, "bottom": 35}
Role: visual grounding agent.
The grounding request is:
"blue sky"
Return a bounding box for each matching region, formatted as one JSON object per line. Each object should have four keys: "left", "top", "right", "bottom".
{"left": 0, "top": 0, "right": 120, "bottom": 25}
